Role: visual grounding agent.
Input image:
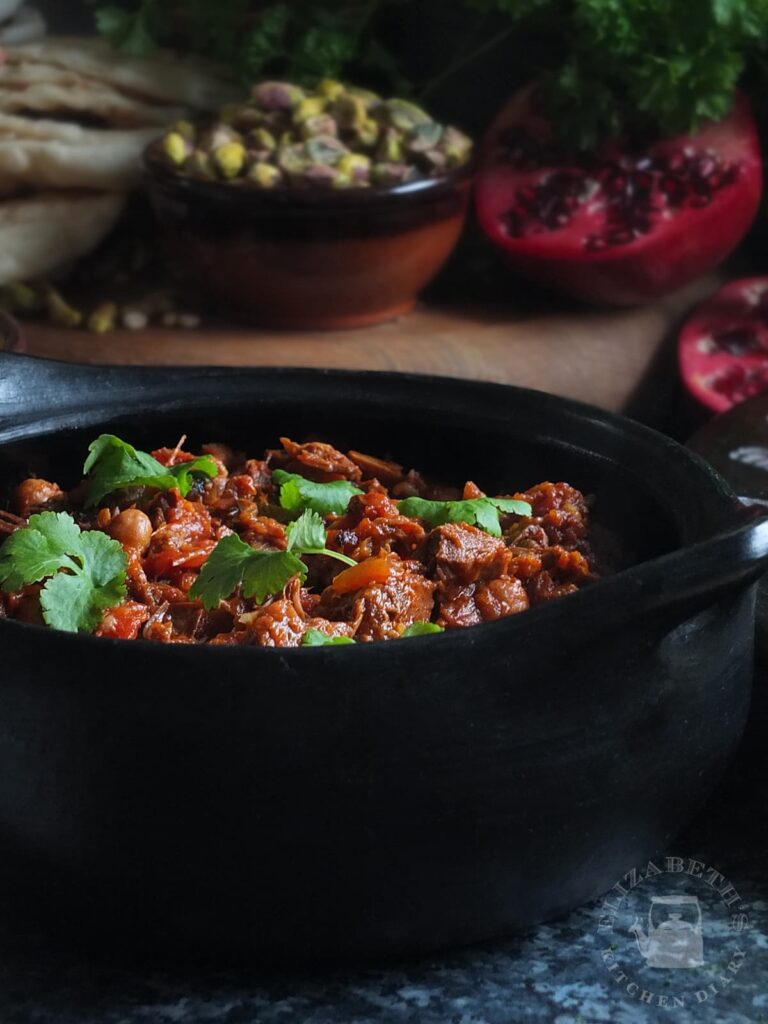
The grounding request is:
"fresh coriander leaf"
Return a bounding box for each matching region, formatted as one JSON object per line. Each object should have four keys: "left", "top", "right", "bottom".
{"left": 188, "top": 533, "right": 307, "bottom": 610}
{"left": 188, "top": 534, "right": 254, "bottom": 609}
{"left": 40, "top": 564, "right": 126, "bottom": 633}
{"left": 491, "top": 498, "right": 534, "bottom": 513}
{"left": 0, "top": 512, "right": 81, "bottom": 591}
{"left": 84, "top": 434, "right": 217, "bottom": 507}
{"left": 241, "top": 550, "right": 307, "bottom": 604}
{"left": 272, "top": 469, "right": 363, "bottom": 517}
{"left": 285, "top": 508, "right": 327, "bottom": 552}
{"left": 472, "top": 500, "right": 503, "bottom": 536}
{"left": 397, "top": 496, "right": 532, "bottom": 538}
{"left": 78, "top": 528, "right": 131, "bottom": 587}
{"left": 301, "top": 629, "right": 356, "bottom": 646}
{"left": 0, "top": 511, "right": 127, "bottom": 634}
{"left": 286, "top": 509, "right": 357, "bottom": 566}
{"left": 165, "top": 458, "right": 219, "bottom": 495}
{"left": 401, "top": 621, "right": 445, "bottom": 638}
{"left": 190, "top": 510, "right": 356, "bottom": 610}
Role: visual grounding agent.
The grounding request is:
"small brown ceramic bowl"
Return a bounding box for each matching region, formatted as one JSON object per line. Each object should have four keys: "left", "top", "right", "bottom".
{"left": 144, "top": 145, "right": 472, "bottom": 330}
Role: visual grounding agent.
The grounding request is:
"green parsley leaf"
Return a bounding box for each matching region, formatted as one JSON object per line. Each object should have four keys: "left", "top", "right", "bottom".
{"left": 95, "top": 2, "right": 161, "bottom": 57}
{"left": 94, "top": 6, "right": 132, "bottom": 41}
{"left": 301, "top": 628, "right": 356, "bottom": 646}
{"left": 189, "top": 510, "right": 356, "bottom": 610}
{"left": 239, "top": 3, "right": 292, "bottom": 79}
{"left": 272, "top": 469, "right": 363, "bottom": 517}
{"left": 397, "top": 496, "right": 532, "bottom": 538}
{"left": 401, "top": 621, "right": 445, "bottom": 638}
{"left": 94, "top": 0, "right": 768, "bottom": 146}
{"left": 84, "top": 434, "right": 218, "bottom": 507}
{"left": 0, "top": 511, "right": 127, "bottom": 633}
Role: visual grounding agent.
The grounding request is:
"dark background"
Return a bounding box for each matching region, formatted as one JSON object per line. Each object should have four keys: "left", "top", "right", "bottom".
{"left": 38, "top": 0, "right": 90, "bottom": 31}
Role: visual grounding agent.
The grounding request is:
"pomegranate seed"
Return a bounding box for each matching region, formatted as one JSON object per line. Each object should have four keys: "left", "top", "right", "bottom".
{"left": 498, "top": 130, "right": 742, "bottom": 254}
{"left": 585, "top": 235, "right": 608, "bottom": 252}
{"left": 709, "top": 326, "right": 764, "bottom": 355}
{"left": 696, "top": 157, "right": 716, "bottom": 179}
{"left": 606, "top": 229, "right": 635, "bottom": 246}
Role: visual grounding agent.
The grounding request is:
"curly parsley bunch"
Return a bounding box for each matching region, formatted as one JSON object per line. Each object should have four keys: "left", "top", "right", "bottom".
{"left": 92, "top": 0, "right": 768, "bottom": 147}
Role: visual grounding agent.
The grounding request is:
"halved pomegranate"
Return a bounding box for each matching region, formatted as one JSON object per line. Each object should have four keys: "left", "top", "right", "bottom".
{"left": 476, "top": 88, "right": 763, "bottom": 305}
{"left": 679, "top": 277, "right": 768, "bottom": 413}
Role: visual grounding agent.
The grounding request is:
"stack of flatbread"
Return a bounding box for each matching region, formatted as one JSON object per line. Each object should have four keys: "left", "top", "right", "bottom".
{"left": 0, "top": 37, "right": 238, "bottom": 285}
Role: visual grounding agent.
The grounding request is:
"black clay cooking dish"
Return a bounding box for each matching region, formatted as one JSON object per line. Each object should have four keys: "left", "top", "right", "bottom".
{"left": 0, "top": 351, "right": 766, "bottom": 963}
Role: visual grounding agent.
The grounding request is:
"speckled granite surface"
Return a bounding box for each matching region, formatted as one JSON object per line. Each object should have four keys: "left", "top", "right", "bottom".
{"left": 1, "top": 696, "right": 766, "bottom": 1024}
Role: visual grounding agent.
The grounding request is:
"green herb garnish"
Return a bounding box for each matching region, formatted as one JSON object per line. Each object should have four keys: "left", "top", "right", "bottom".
{"left": 84, "top": 434, "right": 218, "bottom": 507}
{"left": 272, "top": 469, "right": 363, "bottom": 517}
{"left": 189, "top": 509, "right": 356, "bottom": 610}
{"left": 397, "top": 496, "right": 531, "bottom": 538}
{"left": 301, "top": 629, "right": 356, "bottom": 647}
{"left": 94, "top": 1, "right": 768, "bottom": 147}
{"left": 93, "top": 1, "right": 399, "bottom": 85}
{"left": 0, "top": 511, "right": 127, "bottom": 633}
{"left": 301, "top": 621, "right": 443, "bottom": 646}
{"left": 401, "top": 621, "right": 445, "bottom": 638}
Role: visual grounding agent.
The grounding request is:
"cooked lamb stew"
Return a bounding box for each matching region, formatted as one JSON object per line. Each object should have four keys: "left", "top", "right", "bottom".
{"left": 0, "top": 434, "right": 602, "bottom": 646}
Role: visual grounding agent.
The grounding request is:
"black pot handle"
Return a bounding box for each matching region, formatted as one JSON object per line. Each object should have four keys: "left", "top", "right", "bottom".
{"left": 561, "top": 508, "right": 768, "bottom": 640}
{"left": 3, "top": 350, "right": 767, "bottom": 630}
{"left": 0, "top": 350, "right": 222, "bottom": 439}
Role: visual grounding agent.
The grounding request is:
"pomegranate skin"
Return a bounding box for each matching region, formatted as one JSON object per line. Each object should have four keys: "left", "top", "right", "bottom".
{"left": 476, "top": 90, "right": 763, "bottom": 306}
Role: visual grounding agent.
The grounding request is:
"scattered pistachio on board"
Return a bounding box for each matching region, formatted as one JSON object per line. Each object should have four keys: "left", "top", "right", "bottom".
{"left": 0, "top": 282, "right": 203, "bottom": 333}
{"left": 156, "top": 80, "right": 473, "bottom": 189}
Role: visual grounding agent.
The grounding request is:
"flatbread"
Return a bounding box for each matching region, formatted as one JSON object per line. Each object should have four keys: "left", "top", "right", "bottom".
{"left": 6, "top": 37, "right": 239, "bottom": 112}
{"left": 0, "top": 190, "right": 125, "bottom": 284}
{"left": 0, "top": 116, "right": 158, "bottom": 194}
{"left": 0, "top": 110, "right": 136, "bottom": 141}
{"left": 0, "top": 75, "right": 187, "bottom": 127}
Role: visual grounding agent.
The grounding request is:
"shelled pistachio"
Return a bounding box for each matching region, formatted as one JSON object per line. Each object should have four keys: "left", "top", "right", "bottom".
{"left": 155, "top": 80, "right": 473, "bottom": 190}
{"left": 0, "top": 281, "right": 204, "bottom": 334}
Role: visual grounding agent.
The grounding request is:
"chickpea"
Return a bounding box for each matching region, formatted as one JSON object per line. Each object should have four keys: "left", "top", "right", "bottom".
{"left": 13, "top": 478, "right": 63, "bottom": 518}
{"left": 108, "top": 508, "right": 153, "bottom": 553}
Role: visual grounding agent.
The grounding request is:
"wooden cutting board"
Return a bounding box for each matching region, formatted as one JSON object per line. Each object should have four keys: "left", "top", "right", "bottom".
{"left": 8, "top": 276, "right": 717, "bottom": 417}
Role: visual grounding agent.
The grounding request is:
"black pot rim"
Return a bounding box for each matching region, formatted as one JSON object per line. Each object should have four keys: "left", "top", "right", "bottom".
{"left": 0, "top": 356, "right": 749, "bottom": 664}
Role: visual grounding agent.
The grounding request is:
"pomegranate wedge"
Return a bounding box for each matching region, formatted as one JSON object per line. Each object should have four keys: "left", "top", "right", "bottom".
{"left": 679, "top": 277, "right": 768, "bottom": 413}
{"left": 476, "top": 89, "right": 763, "bottom": 305}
